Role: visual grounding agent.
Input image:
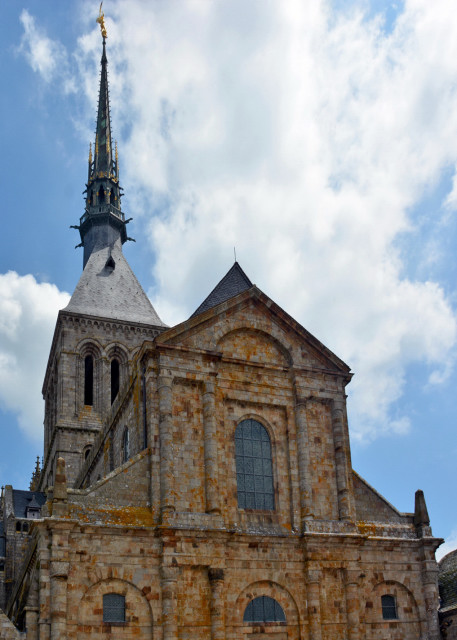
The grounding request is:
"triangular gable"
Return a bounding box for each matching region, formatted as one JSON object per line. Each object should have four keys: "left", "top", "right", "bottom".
{"left": 191, "top": 261, "right": 253, "bottom": 317}
{"left": 158, "top": 285, "right": 351, "bottom": 376}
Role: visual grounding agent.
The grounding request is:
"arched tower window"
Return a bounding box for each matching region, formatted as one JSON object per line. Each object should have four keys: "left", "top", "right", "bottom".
{"left": 84, "top": 355, "right": 94, "bottom": 406}
{"left": 381, "top": 594, "right": 398, "bottom": 619}
{"left": 122, "top": 427, "right": 130, "bottom": 463}
{"left": 103, "top": 593, "right": 125, "bottom": 623}
{"left": 111, "top": 358, "right": 120, "bottom": 404}
{"left": 98, "top": 185, "right": 105, "bottom": 204}
{"left": 235, "top": 419, "right": 274, "bottom": 510}
{"left": 243, "top": 596, "right": 286, "bottom": 623}
{"left": 110, "top": 188, "right": 115, "bottom": 204}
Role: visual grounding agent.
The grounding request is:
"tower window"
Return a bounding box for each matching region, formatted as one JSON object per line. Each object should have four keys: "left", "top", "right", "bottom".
{"left": 84, "top": 355, "right": 94, "bottom": 406}
{"left": 122, "top": 428, "right": 130, "bottom": 463}
{"left": 103, "top": 593, "right": 125, "bottom": 623}
{"left": 98, "top": 185, "right": 105, "bottom": 204}
{"left": 243, "top": 596, "right": 286, "bottom": 623}
{"left": 110, "top": 189, "right": 115, "bottom": 204}
{"left": 111, "top": 359, "right": 120, "bottom": 404}
{"left": 381, "top": 594, "right": 398, "bottom": 620}
{"left": 235, "top": 419, "right": 274, "bottom": 510}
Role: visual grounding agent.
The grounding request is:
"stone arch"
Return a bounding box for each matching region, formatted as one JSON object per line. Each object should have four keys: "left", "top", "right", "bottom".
{"left": 232, "top": 580, "right": 300, "bottom": 638}
{"left": 217, "top": 327, "right": 292, "bottom": 367}
{"left": 77, "top": 577, "right": 153, "bottom": 638}
{"left": 365, "top": 580, "right": 421, "bottom": 639}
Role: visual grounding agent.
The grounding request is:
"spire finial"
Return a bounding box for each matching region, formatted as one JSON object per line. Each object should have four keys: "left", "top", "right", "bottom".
{"left": 97, "top": 3, "right": 108, "bottom": 40}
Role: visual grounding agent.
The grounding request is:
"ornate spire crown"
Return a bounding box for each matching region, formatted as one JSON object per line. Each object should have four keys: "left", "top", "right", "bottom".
{"left": 72, "top": 5, "right": 132, "bottom": 269}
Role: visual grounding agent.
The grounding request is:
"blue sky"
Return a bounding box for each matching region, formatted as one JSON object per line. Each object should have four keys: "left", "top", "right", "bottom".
{"left": 1, "top": 0, "right": 456, "bottom": 559}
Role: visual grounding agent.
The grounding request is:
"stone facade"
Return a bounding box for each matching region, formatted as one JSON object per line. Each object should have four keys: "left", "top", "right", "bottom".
{"left": 0, "top": 24, "right": 445, "bottom": 640}
{"left": 0, "top": 283, "right": 444, "bottom": 639}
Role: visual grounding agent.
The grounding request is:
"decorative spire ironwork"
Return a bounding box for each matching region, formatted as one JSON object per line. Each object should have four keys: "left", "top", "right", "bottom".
{"left": 72, "top": 7, "right": 133, "bottom": 269}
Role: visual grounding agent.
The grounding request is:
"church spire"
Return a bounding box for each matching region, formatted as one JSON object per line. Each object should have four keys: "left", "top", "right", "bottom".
{"left": 73, "top": 5, "right": 131, "bottom": 269}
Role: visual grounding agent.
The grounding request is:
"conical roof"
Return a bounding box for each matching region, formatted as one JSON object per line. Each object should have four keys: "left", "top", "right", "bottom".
{"left": 191, "top": 262, "right": 253, "bottom": 317}
{"left": 64, "top": 240, "right": 165, "bottom": 326}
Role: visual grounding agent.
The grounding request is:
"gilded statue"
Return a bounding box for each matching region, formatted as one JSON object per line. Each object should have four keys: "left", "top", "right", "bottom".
{"left": 96, "top": 2, "right": 108, "bottom": 39}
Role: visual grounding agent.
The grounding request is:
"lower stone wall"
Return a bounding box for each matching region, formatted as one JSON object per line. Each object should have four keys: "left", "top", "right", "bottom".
{"left": 16, "top": 518, "right": 440, "bottom": 640}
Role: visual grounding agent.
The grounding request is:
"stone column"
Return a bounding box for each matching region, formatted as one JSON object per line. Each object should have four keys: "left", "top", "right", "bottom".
{"left": 306, "top": 568, "right": 322, "bottom": 640}
{"left": 158, "top": 372, "right": 175, "bottom": 519}
{"left": 161, "top": 565, "right": 179, "bottom": 640}
{"left": 208, "top": 568, "right": 225, "bottom": 640}
{"left": 49, "top": 561, "right": 69, "bottom": 640}
{"left": 203, "top": 380, "right": 220, "bottom": 514}
{"left": 38, "top": 530, "right": 51, "bottom": 640}
{"left": 422, "top": 568, "right": 441, "bottom": 640}
{"left": 331, "top": 397, "right": 353, "bottom": 521}
{"left": 295, "top": 399, "right": 313, "bottom": 526}
{"left": 345, "top": 571, "right": 360, "bottom": 640}
{"left": 24, "top": 607, "right": 39, "bottom": 640}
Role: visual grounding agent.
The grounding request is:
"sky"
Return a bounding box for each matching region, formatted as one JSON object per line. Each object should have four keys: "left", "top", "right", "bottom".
{"left": 0, "top": 0, "right": 456, "bottom": 560}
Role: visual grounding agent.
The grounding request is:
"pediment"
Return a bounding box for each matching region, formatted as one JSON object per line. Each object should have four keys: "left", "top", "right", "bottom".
{"left": 157, "top": 287, "right": 350, "bottom": 375}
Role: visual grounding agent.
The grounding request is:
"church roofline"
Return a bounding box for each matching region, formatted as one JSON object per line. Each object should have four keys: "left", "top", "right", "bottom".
{"left": 156, "top": 285, "right": 352, "bottom": 377}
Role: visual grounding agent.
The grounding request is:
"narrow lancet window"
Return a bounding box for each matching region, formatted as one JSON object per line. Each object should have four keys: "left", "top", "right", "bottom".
{"left": 111, "top": 358, "right": 120, "bottom": 404}
{"left": 84, "top": 355, "right": 94, "bottom": 406}
{"left": 122, "top": 428, "right": 130, "bottom": 463}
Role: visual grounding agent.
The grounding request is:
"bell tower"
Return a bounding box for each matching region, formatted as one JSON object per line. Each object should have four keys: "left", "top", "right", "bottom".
{"left": 39, "top": 9, "right": 166, "bottom": 490}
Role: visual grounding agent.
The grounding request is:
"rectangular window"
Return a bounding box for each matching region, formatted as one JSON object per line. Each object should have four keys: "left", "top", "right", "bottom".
{"left": 103, "top": 593, "right": 125, "bottom": 623}
{"left": 381, "top": 594, "right": 398, "bottom": 620}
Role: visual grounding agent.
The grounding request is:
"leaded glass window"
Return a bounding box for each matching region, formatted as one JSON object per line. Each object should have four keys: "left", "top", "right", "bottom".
{"left": 243, "top": 596, "right": 286, "bottom": 623}
{"left": 235, "top": 419, "right": 274, "bottom": 510}
{"left": 381, "top": 594, "right": 398, "bottom": 620}
{"left": 103, "top": 593, "right": 125, "bottom": 623}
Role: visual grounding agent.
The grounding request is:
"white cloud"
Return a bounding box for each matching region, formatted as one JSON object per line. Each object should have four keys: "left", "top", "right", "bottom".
{"left": 0, "top": 272, "right": 70, "bottom": 442}
{"left": 18, "top": 1, "right": 457, "bottom": 442}
{"left": 436, "top": 527, "right": 457, "bottom": 562}
{"left": 18, "top": 9, "right": 74, "bottom": 91}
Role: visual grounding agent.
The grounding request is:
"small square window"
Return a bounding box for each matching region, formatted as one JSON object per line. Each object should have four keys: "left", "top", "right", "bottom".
{"left": 381, "top": 594, "right": 397, "bottom": 620}
{"left": 103, "top": 593, "right": 125, "bottom": 623}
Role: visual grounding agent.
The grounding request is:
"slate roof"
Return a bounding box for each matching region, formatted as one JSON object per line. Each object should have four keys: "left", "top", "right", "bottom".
{"left": 191, "top": 262, "right": 253, "bottom": 317}
{"left": 12, "top": 490, "right": 46, "bottom": 518}
{"left": 439, "top": 549, "right": 457, "bottom": 609}
{"left": 64, "top": 241, "right": 165, "bottom": 326}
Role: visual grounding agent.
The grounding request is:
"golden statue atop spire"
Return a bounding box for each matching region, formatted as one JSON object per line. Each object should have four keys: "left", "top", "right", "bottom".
{"left": 96, "top": 2, "right": 108, "bottom": 39}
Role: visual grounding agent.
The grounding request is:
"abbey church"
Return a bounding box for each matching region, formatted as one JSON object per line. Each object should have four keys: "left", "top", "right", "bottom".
{"left": 0, "top": 14, "right": 444, "bottom": 640}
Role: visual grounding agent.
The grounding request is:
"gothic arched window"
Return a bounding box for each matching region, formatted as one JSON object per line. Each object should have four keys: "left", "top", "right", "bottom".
{"left": 103, "top": 593, "right": 125, "bottom": 623}
{"left": 381, "top": 594, "right": 398, "bottom": 620}
{"left": 84, "top": 355, "right": 94, "bottom": 406}
{"left": 243, "top": 596, "right": 286, "bottom": 623}
{"left": 111, "top": 358, "right": 120, "bottom": 404}
{"left": 235, "top": 419, "right": 274, "bottom": 510}
{"left": 122, "top": 428, "right": 130, "bottom": 463}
